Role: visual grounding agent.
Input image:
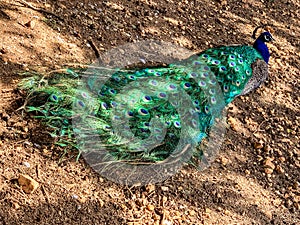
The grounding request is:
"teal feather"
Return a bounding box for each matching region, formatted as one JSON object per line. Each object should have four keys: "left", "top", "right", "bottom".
{"left": 19, "top": 30, "right": 273, "bottom": 165}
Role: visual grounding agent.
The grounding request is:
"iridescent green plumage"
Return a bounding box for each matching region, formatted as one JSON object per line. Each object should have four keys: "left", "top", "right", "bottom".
{"left": 19, "top": 43, "right": 268, "bottom": 165}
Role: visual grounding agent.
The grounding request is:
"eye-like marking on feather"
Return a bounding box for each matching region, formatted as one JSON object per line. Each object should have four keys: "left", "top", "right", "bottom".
{"left": 142, "top": 95, "right": 152, "bottom": 103}
{"left": 158, "top": 92, "right": 167, "bottom": 99}
{"left": 149, "top": 79, "right": 158, "bottom": 86}
{"left": 212, "top": 60, "right": 221, "bottom": 65}
{"left": 209, "top": 89, "right": 216, "bottom": 95}
{"left": 76, "top": 100, "right": 85, "bottom": 108}
{"left": 223, "top": 85, "right": 229, "bottom": 92}
{"left": 101, "top": 102, "right": 108, "bottom": 109}
{"left": 210, "top": 96, "right": 217, "bottom": 104}
{"left": 198, "top": 80, "right": 206, "bottom": 87}
{"left": 202, "top": 54, "right": 209, "bottom": 59}
{"left": 181, "top": 81, "right": 192, "bottom": 90}
{"left": 125, "top": 110, "right": 134, "bottom": 118}
{"left": 110, "top": 101, "right": 118, "bottom": 108}
{"left": 166, "top": 83, "right": 177, "bottom": 91}
{"left": 127, "top": 74, "right": 136, "bottom": 80}
{"left": 188, "top": 72, "right": 198, "bottom": 79}
{"left": 174, "top": 121, "right": 181, "bottom": 128}
{"left": 229, "top": 61, "right": 236, "bottom": 67}
{"left": 49, "top": 94, "right": 59, "bottom": 102}
{"left": 204, "top": 105, "right": 210, "bottom": 114}
{"left": 219, "top": 66, "right": 227, "bottom": 72}
{"left": 201, "top": 72, "right": 209, "bottom": 78}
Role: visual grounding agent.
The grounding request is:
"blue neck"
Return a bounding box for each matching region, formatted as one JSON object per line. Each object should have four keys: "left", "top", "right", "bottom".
{"left": 253, "top": 39, "right": 270, "bottom": 64}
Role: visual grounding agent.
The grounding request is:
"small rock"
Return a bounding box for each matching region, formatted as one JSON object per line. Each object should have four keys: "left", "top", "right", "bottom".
{"left": 254, "top": 142, "right": 264, "bottom": 149}
{"left": 220, "top": 156, "right": 228, "bottom": 166}
{"left": 293, "top": 195, "right": 300, "bottom": 203}
{"left": 221, "top": 0, "right": 227, "bottom": 6}
{"left": 276, "top": 165, "right": 284, "bottom": 174}
{"left": 224, "top": 210, "right": 230, "bottom": 215}
{"left": 23, "top": 162, "right": 30, "bottom": 168}
{"left": 257, "top": 155, "right": 264, "bottom": 161}
{"left": 245, "top": 169, "right": 250, "bottom": 175}
{"left": 265, "top": 210, "right": 272, "bottom": 219}
{"left": 146, "top": 184, "right": 155, "bottom": 192}
{"left": 71, "top": 194, "right": 79, "bottom": 199}
{"left": 18, "top": 174, "right": 39, "bottom": 194}
{"left": 98, "top": 199, "right": 104, "bottom": 207}
{"left": 189, "top": 210, "right": 196, "bottom": 216}
{"left": 264, "top": 158, "right": 275, "bottom": 170}
{"left": 264, "top": 168, "right": 274, "bottom": 174}
{"left": 24, "top": 20, "right": 35, "bottom": 29}
{"left": 12, "top": 201, "right": 20, "bottom": 209}
{"left": 227, "top": 117, "right": 238, "bottom": 131}
{"left": 147, "top": 204, "right": 155, "bottom": 211}
{"left": 205, "top": 208, "right": 212, "bottom": 213}
{"left": 161, "top": 220, "right": 172, "bottom": 225}
{"left": 279, "top": 157, "right": 285, "bottom": 163}
{"left": 161, "top": 186, "right": 169, "bottom": 191}
{"left": 77, "top": 197, "right": 86, "bottom": 205}
{"left": 264, "top": 145, "right": 271, "bottom": 153}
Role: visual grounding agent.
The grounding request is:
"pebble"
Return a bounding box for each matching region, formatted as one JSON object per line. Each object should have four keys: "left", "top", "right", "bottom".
{"left": 254, "top": 142, "right": 264, "bottom": 149}
{"left": 220, "top": 156, "right": 228, "bottom": 166}
{"left": 279, "top": 157, "right": 285, "bottom": 162}
{"left": 161, "top": 220, "right": 172, "bottom": 225}
{"left": 265, "top": 210, "right": 273, "bottom": 219}
{"left": 224, "top": 210, "right": 230, "bottom": 215}
{"left": 23, "top": 162, "right": 30, "bottom": 168}
{"left": 205, "top": 208, "right": 212, "bottom": 213}
{"left": 189, "top": 210, "right": 196, "bottom": 216}
{"left": 161, "top": 186, "right": 169, "bottom": 191}
{"left": 264, "top": 158, "right": 275, "bottom": 170}
{"left": 146, "top": 184, "right": 155, "bottom": 192}
{"left": 24, "top": 20, "right": 35, "bottom": 29}
{"left": 12, "top": 202, "right": 20, "bottom": 209}
{"left": 147, "top": 204, "right": 155, "bottom": 211}
{"left": 71, "top": 194, "right": 79, "bottom": 199}
{"left": 264, "top": 168, "right": 274, "bottom": 174}
{"left": 18, "top": 174, "right": 39, "bottom": 194}
{"left": 276, "top": 165, "right": 284, "bottom": 174}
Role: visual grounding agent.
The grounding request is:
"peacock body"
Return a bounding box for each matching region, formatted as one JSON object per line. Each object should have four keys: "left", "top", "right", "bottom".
{"left": 19, "top": 28, "right": 274, "bottom": 176}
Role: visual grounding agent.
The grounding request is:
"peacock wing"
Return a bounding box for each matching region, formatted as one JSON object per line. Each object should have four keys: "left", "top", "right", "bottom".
{"left": 239, "top": 59, "right": 268, "bottom": 96}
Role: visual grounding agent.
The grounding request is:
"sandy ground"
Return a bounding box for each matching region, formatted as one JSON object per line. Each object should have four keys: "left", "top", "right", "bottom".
{"left": 0, "top": 0, "right": 299, "bottom": 224}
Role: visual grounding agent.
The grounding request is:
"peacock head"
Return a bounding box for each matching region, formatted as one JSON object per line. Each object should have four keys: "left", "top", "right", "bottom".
{"left": 252, "top": 24, "right": 275, "bottom": 41}
{"left": 256, "top": 31, "right": 275, "bottom": 43}
{"left": 252, "top": 25, "right": 275, "bottom": 63}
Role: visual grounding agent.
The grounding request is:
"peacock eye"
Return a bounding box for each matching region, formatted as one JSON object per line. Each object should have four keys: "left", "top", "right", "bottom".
{"left": 264, "top": 35, "right": 270, "bottom": 41}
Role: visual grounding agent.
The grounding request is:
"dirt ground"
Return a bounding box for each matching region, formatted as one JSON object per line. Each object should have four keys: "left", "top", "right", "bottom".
{"left": 0, "top": 0, "right": 299, "bottom": 224}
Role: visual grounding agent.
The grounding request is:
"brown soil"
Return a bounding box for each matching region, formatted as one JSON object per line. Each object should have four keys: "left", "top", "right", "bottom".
{"left": 0, "top": 0, "right": 299, "bottom": 224}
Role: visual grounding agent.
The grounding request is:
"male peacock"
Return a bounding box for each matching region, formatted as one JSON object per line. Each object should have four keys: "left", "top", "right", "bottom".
{"left": 19, "top": 26, "right": 274, "bottom": 183}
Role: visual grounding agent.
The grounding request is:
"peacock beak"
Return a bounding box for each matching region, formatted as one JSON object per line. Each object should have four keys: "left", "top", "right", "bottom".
{"left": 270, "top": 36, "right": 275, "bottom": 42}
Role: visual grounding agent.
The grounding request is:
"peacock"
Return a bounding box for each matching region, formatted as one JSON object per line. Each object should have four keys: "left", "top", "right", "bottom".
{"left": 19, "top": 25, "right": 274, "bottom": 184}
